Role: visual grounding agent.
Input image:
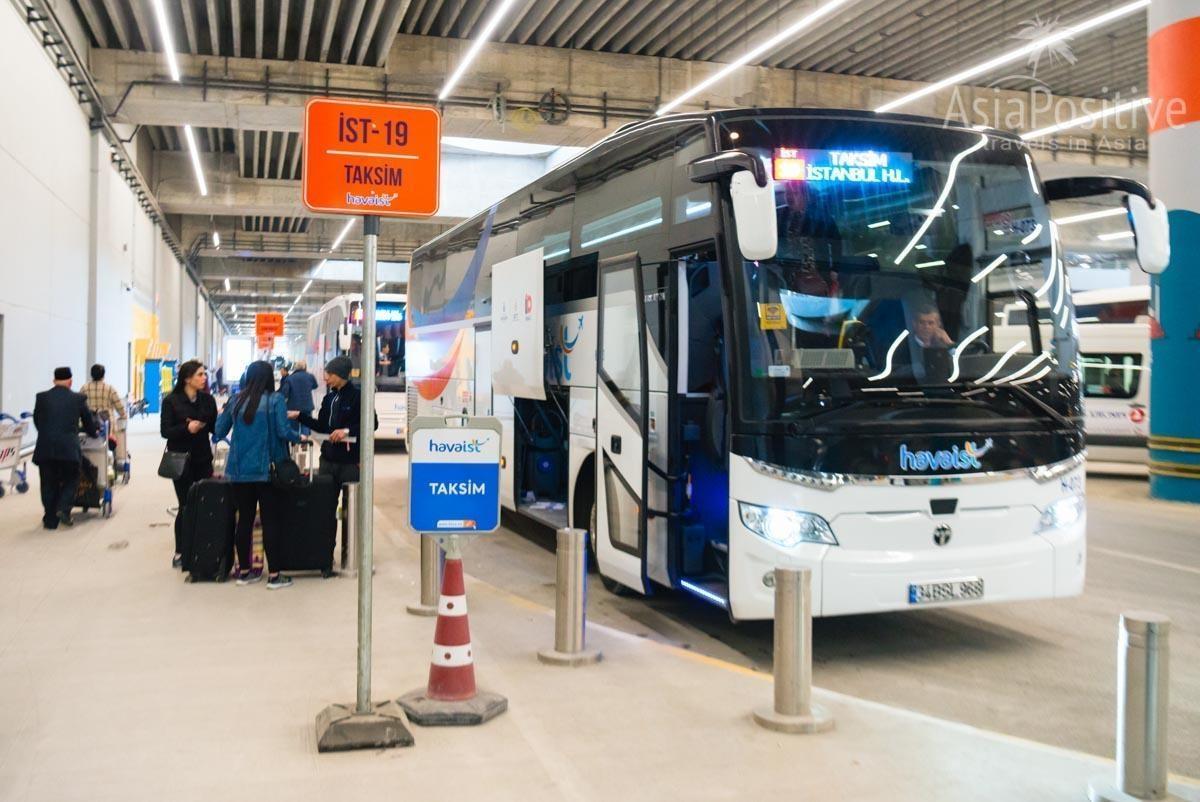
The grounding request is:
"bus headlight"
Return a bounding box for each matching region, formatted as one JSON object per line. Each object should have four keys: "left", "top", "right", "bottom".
{"left": 738, "top": 502, "right": 837, "bottom": 547}
{"left": 1036, "top": 495, "right": 1085, "bottom": 533}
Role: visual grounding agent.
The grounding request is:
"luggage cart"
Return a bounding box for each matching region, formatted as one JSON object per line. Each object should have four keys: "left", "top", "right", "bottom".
{"left": 103, "top": 412, "right": 130, "bottom": 484}
{"left": 76, "top": 421, "right": 114, "bottom": 518}
{"left": 0, "top": 413, "right": 31, "bottom": 498}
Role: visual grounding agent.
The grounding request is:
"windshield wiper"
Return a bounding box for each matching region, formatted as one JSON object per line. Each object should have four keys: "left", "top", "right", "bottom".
{"left": 991, "top": 383, "right": 1074, "bottom": 429}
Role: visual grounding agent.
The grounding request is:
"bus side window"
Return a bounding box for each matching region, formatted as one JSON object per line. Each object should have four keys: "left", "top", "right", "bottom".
{"left": 686, "top": 258, "right": 724, "bottom": 394}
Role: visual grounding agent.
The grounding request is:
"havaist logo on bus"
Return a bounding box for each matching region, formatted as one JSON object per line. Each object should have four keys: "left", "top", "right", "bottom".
{"left": 899, "top": 438, "right": 995, "bottom": 472}
{"left": 553, "top": 315, "right": 584, "bottom": 381}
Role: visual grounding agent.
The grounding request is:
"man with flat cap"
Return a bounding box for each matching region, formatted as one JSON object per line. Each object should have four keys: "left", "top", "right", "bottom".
{"left": 289, "top": 356, "right": 377, "bottom": 489}
{"left": 32, "top": 367, "right": 98, "bottom": 529}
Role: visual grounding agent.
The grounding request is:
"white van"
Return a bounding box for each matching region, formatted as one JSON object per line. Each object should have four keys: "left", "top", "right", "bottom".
{"left": 1074, "top": 286, "right": 1151, "bottom": 467}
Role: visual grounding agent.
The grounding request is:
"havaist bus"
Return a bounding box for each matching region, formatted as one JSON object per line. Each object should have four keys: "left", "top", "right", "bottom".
{"left": 406, "top": 108, "right": 1170, "bottom": 619}
{"left": 307, "top": 292, "right": 408, "bottom": 441}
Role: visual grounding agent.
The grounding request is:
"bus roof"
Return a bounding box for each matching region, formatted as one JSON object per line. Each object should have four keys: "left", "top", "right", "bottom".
{"left": 412, "top": 107, "right": 1021, "bottom": 259}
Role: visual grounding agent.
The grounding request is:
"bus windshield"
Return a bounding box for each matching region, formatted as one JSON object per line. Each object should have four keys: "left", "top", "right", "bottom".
{"left": 719, "top": 116, "right": 1077, "bottom": 427}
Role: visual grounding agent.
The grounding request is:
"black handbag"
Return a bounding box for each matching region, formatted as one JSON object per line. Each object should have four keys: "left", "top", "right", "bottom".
{"left": 157, "top": 449, "right": 189, "bottom": 480}
{"left": 268, "top": 397, "right": 303, "bottom": 488}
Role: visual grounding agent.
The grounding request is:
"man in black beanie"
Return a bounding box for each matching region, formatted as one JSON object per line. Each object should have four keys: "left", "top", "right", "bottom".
{"left": 290, "top": 356, "right": 377, "bottom": 488}
{"left": 32, "top": 368, "right": 98, "bottom": 529}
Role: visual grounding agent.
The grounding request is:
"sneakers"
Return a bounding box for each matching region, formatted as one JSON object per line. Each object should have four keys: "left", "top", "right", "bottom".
{"left": 236, "top": 570, "right": 264, "bottom": 586}
{"left": 266, "top": 574, "right": 293, "bottom": 590}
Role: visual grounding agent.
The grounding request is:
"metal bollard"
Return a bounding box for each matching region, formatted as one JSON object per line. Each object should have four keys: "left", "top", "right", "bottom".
{"left": 1088, "top": 612, "right": 1184, "bottom": 802}
{"left": 405, "top": 534, "right": 443, "bottom": 617}
{"left": 538, "top": 528, "right": 601, "bottom": 666}
{"left": 752, "top": 567, "right": 833, "bottom": 734}
{"left": 340, "top": 483, "right": 360, "bottom": 577}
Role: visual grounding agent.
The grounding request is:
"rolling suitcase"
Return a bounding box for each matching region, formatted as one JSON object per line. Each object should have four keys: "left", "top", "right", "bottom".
{"left": 180, "top": 479, "right": 235, "bottom": 582}
{"left": 273, "top": 473, "right": 339, "bottom": 576}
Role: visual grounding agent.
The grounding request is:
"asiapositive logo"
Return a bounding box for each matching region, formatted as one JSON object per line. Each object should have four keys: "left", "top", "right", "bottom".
{"left": 899, "top": 439, "right": 994, "bottom": 472}
{"left": 428, "top": 437, "right": 486, "bottom": 454}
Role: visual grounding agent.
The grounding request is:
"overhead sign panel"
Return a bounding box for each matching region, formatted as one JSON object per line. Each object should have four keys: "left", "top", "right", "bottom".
{"left": 255, "top": 312, "right": 285, "bottom": 337}
{"left": 302, "top": 98, "right": 441, "bottom": 217}
{"left": 409, "top": 417, "right": 502, "bottom": 534}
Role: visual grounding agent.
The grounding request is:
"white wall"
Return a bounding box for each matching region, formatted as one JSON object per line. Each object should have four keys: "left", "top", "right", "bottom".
{"left": 0, "top": 4, "right": 206, "bottom": 413}
{"left": 0, "top": 4, "right": 91, "bottom": 415}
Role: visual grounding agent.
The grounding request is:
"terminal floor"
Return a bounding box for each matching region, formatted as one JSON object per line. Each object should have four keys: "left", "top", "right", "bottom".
{"left": 0, "top": 420, "right": 1196, "bottom": 801}
{"left": 378, "top": 460, "right": 1200, "bottom": 778}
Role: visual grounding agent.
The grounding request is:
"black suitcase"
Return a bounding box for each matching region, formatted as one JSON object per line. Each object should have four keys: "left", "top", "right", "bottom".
{"left": 180, "top": 479, "right": 235, "bottom": 582}
{"left": 273, "top": 474, "right": 338, "bottom": 576}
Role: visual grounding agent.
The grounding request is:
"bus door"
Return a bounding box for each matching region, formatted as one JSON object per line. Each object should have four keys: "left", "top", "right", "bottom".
{"left": 595, "top": 253, "right": 649, "bottom": 593}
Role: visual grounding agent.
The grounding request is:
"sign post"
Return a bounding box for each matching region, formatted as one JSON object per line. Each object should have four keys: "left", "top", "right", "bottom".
{"left": 399, "top": 416, "right": 507, "bottom": 726}
{"left": 310, "top": 98, "right": 440, "bottom": 753}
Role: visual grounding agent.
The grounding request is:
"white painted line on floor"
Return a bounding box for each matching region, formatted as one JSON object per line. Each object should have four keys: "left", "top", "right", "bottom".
{"left": 1092, "top": 546, "right": 1200, "bottom": 577}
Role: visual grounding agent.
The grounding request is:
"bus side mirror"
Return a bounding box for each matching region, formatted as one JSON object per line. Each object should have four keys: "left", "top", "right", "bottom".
{"left": 689, "top": 150, "right": 778, "bottom": 261}
{"left": 1043, "top": 175, "right": 1171, "bottom": 274}
{"left": 1126, "top": 194, "right": 1171, "bottom": 274}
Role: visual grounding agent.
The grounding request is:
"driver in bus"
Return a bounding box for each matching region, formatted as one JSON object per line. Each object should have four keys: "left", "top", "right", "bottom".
{"left": 903, "top": 299, "right": 955, "bottom": 383}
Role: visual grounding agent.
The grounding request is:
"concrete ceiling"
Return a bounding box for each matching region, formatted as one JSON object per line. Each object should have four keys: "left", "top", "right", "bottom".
{"left": 64, "top": 0, "right": 1151, "bottom": 334}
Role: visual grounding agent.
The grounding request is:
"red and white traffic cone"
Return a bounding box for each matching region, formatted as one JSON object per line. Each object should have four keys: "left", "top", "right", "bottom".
{"left": 426, "top": 555, "right": 476, "bottom": 701}
{"left": 399, "top": 536, "right": 507, "bottom": 726}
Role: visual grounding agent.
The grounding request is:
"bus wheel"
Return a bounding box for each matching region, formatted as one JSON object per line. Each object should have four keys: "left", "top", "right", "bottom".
{"left": 590, "top": 500, "right": 630, "bottom": 597}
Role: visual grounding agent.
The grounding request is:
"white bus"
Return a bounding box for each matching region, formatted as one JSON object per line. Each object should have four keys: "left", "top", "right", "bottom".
{"left": 1074, "top": 286, "right": 1151, "bottom": 466}
{"left": 307, "top": 292, "right": 408, "bottom": 441}
{"left": 407, "top": 108, "right": 1167, "bottom": 618}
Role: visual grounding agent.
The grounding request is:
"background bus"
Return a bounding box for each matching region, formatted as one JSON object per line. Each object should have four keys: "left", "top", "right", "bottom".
{"left": 1074, "top": 285, "right": 1151, "bottom": 468}
{"left": 307, "top": 293, "right": 408, "bottom": 441}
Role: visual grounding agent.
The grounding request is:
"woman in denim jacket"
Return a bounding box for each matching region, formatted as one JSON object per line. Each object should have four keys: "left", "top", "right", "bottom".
{"left": 215, "top": 360, "right": 302, "bottom": 589}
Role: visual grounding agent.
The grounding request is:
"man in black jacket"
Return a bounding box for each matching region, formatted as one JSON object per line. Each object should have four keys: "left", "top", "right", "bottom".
{"left": 290, "top": 356, "right": 377, "bottom": 487}
{"left": 32, "top": 367, "right": 98, "bottom": 529}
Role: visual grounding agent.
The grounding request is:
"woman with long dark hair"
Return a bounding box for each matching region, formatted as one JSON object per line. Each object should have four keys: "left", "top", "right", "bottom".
{"left": 214, "top": 360, "right": 302, "bottom": 589}
{"left": 161, "top": 360, "right": 217, "bottom": 568}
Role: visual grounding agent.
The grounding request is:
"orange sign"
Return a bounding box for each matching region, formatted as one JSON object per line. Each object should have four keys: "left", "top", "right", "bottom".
{"left": 256, "top": 312, "right": 285, "bottom": 338}
{"left": 302, "top": 98, "right": 441, "bottom": 217}
{"left": 257, "top": 334, "right": 276, "bottom": 351}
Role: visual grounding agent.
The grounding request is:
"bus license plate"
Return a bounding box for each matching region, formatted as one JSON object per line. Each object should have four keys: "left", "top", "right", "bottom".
{"left": 908, "top": 578, "right": 984, "bottom": 605}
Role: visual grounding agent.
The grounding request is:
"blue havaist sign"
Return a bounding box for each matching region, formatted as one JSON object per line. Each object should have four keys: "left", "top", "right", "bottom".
{"left": 409, "top": 417, "right": 502, "bottom": 533}
{"left": 899, "top": 438, "right": 995, "bottom": 472}
{"left": 773, "top": 148, "right": 915, "bottom": 185}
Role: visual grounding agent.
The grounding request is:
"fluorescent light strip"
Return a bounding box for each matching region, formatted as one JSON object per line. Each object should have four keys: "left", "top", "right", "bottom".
{"left": 993, "top": 351, "right": 1051, "bottom": 385}
{"left": 948, "top": 326, "right": 988, "bottom": 383}
{"left": 223, "top": 277, "right": 231, "bottom": 291}
{"left": 1021, "top": 222, "right": 1044, "bottom": 245}
{"left": 213, "top": 231, "right": 221, "bottom": 248}
{"left": 1097, "top": 230, "right": 1135, "bottom": 241}
{"left": 975, "top": 340, "right": 1027, "bottom": 384}
{"left": 1053, "top": 208, "right": 1127, "bottom": 226}
{"left": 867, "top": 220, "right": 890, "bottom": 229}
{"left": 331, "top": 218, "right": 355, "bottom": 250}
{"left": 182, "top": 125, "right": 208, "bottom": 196}
{"left": 1058, "top": 305, "right": 1070, "bottom": 329}
{"left": 580, "top": 217, "right": 662, "bottom": 249}
{"left": 802, "top": 377, "right": 813, "bottom": 389}
{"left": 895, "top": 135, "right": 988, "bottom": 265}
{"left": 876, "top": 1, "right": 1150, "bottom": 114}
{"left": 1011, "top": 365, "right": 1053, "bottom": 386}
{"left": 972, "top": 254, "right": 1008, "bottom": 284}
{"left": 868, "top": 330, "right": 909, "bottom": 382}
{"left": 1022, "top": 97, "right": 1151, "bottom": 141}
{"left": 376, "top": 282, "right": 387, "bottom": 291}
{"left": 916, "top": 260, "right": 946, "bottom": 268}
{"left": 438, "top": 0, "right": 520, "bottom": 100}
{"left": 150, "top": 0, "right": 181, "bottom": 82}
{"left": 657, "top": 0, "right": 856, "bottom": 115}
{"left": 1024, "top": 153, "right": 1041, "bottom": 196}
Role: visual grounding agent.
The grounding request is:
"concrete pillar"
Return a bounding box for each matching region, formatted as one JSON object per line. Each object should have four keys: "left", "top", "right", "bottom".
{"left": 1148, "top": 2, "right": 1200, "bottom": 502}
{"left": 86, "top": 132, "right": 102, "bottom": 366}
